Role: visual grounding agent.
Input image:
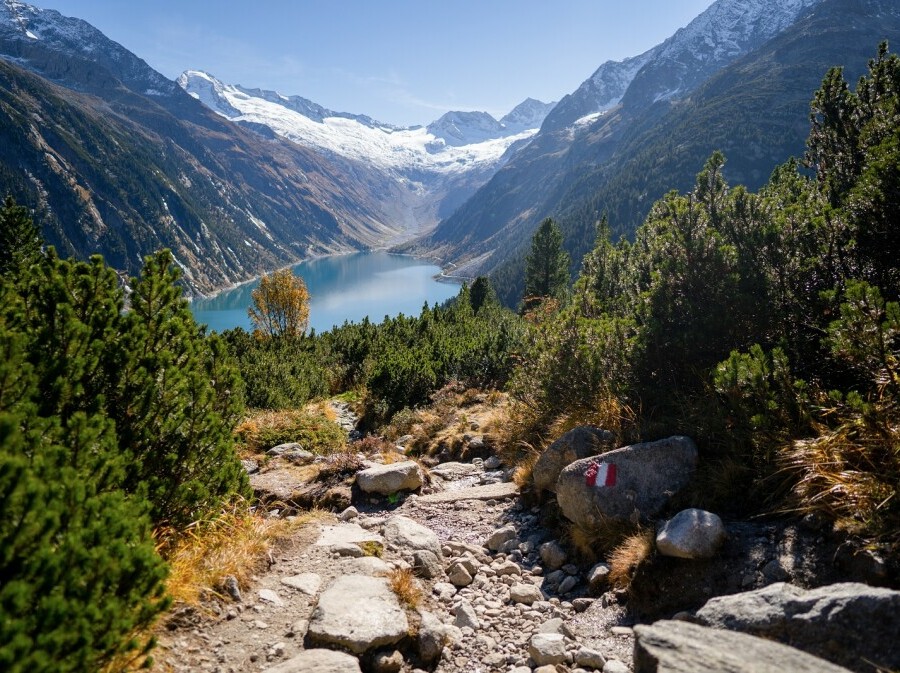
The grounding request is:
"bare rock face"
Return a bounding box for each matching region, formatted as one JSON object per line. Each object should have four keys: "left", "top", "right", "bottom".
{"left": 356, "top": 461, "right": 422, "bottom": 495}
{"left": 532, "top": 426, "right": 616, "bottom": 495}
{"left": 656, "top": 508, "right": 727, "bottom": 559}
{"left": 305, "top": 575, "right": 409, "bottom": 654}
{"left": 556, "top": 436, "right": 698, "bottom": 530}
{"left": 695, "top": 582, "right": 900, "bottom": 673}
{"left": 633, "top": 620, "right": 853, "bottom": 673}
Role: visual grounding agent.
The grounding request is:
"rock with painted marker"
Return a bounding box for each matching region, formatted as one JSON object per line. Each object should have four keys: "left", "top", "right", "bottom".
{"left": 556, "top": 436, "right": 698, "bottom": 530}
{"left": 533, "top": 426, "right": 616, "bottom": 495}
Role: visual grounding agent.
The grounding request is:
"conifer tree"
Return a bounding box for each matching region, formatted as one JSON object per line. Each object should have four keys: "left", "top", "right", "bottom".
{"left": 0, "top": 195, "right": 42, "bottom": 280}
{"left": 523, "top": 218, "right": 570, "bottom": 310}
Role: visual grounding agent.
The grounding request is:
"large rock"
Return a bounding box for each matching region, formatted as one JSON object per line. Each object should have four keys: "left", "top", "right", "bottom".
{"left": 306, "top": 575, "right": 409, "bottom": 654}
{"left": 532, "top": 426, "right": 615, "bottom": 494}
{"left": 556, "top": 436, "right": 698, "bottom": 529}
{"left": 263, "top": 648, "right": 361, "bottom": 673}
{"left": 656, "top": 508, "right": 726, "bottom": 559}
{"left": 383, "top": 515, "right": 442, "bottom": 559}
{"left": 529, "top": 633, "right": 567, "bottom": 666}
{"left": 695, "top": 582, "right": 900, "bottom": 673}
{"left": 356, "top": 460, "right": 422, "bottom": 495}
{"left": 633, "top": 620, "right": 852, "bottom": 673}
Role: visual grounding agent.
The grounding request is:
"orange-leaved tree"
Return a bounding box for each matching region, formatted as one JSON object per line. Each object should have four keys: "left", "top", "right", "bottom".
{"left": 248, "top": 269, "right": 310, "bottom": 338}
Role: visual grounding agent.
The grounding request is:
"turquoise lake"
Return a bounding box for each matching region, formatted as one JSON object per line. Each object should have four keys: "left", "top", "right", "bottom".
{"left": 190, "top": 251, "right": 461, "bottom": 334}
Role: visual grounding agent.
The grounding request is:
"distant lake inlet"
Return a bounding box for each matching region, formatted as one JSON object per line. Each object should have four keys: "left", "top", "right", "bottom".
{"left": 189, "top": 251, "right": 461, "bottom": 334}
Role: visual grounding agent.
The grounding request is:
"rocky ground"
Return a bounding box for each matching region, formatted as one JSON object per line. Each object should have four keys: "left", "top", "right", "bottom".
{"left": 153, "top": 404, "right": 899, "bottom": 673}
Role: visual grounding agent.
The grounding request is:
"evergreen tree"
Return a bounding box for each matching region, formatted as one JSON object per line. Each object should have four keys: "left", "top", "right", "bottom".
{"left": 0, "top": 196, "right": 42, "bottom": 280}
{"left": 523, "top": 218, "right": 570, "bottom": 310}
{"left": 469, "top": 276, "right": 496, "bottom": 314}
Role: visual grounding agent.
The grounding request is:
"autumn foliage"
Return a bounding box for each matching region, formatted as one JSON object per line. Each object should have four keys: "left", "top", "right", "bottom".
{"left": 248, "top": 269, "right": 310, "bottom": 338}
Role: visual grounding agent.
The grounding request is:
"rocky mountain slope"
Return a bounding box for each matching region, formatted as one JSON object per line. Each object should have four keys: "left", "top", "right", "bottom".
{"left": 0, "top": 1, "right": 406, "bottom": 295}
{"left": 178, "top": 70, "right": 555, "bottom": 229}
{"left": 408, "top": 0, "right": 891, "bottom": 290}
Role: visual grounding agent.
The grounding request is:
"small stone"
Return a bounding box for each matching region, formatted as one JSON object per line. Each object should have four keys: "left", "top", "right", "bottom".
{"left": 258, "top": 589, "right": 283, "bottom": 606}
{"left": 587, "top": 562, "right": 611, "bottom": 592}
{"left": 572, "top": 598, "right": 594, "bottom": 613}
{"left": 281, "top": 573, "right": 321, "bottom": 596}
{"left": 656, "top": 508, "right": 727, "bottom": 559}
{"left": 370, "top": 649, "right": 403, "bottom": 673}
{"left": 254, "top": 620, "right": 269, "bottom": 629}
{"left": 575, "top": 646, "right": 606, "bottom": 670}
{"left": 485, "top": 525, "right": 518, "bottom": 552}
{"left": 494, "top": 560, "right": 522, "bottom": 576}
{"left": 602, "top": 660, "right": 629, "bottom": 673}
{"left": 484, "top": 455, "right": 502, "bottom": 469}
{"left": 412, "top": 550, "right": 443, "bottom": 579}
{"left": 558, "top": 575, "right": 578, "bottom": 594}
{"left": 448, "top": 563, "right": 474, "bottom": 587}
{"left": 510, "top": 583, "right": 543, "bottom": 605}
{"left": 339, "top": 506, "right": 360, "bottom": 521}
{"left": 540, "top": 541, "right": 567, "bottom": 570}
{"left": 221, "top": 576, "right": 242, "bottom": 602}
{"left": 529, "top": 632, "right": 567, "bottom": 665}
{"left": 453, "top": 601, "right": 480, "bottom": 630}
{"left": 610, "top": 626, "right": 633, "bottom": 636}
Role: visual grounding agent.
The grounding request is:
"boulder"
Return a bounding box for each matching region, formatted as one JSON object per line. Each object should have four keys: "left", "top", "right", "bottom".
{"left": 383, "top": 515, "right": 442, "bottom": 559}
{"left": 656, "top": 508, "right": 726, "bottom": 559}
{"left": 417, "top": 610, "right": 449, "bottom": 664}
{"left": 633, "top": 620, "right": 852, "bottom": 673}
{"left": 263, "top": 648, "right": 361, "bottom": 673}
{"left": 556, "top": 436, "right": 698, "bottom": 529}
{"left": 356, "top": 460, "right": 422, "bottom": 494}
{"left": 695, "top": 582, "right": 900, "bottom": 673}
{"left": 267, "top": 443, "right": 316, "bottom": 464}
{"left": 532, "top": 426, "right": 615, "bottom": 494}
{"left": 306, "top": 575, "right": 409, "bottom": 654}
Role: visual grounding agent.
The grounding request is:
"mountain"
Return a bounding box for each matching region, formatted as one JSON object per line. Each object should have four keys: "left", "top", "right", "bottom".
{"left": 178, "top": 70, "right": 555, "bottom": 229}
{"left": 408, "top": 0, "right": 849, "bottom": 287}
{"left": 0, "top": 1, "right": 404, "bottom": 295}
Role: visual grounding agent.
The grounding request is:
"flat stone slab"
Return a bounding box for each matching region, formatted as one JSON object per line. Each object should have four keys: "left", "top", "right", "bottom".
{"left": 263, "top": 648, "right": 361, "bottom": 673}
{"left": 315, "top": 522, "right": 384, "bottom": 547}
{"left": 306, "top": 574, "right": 409, "bottom": 654}
{"left": 280, "top": 573, "right": 322, "bottom": 595}
{"left": 429, "top": 462, "right": 484, "bottom": 480}
{"left": 415, "top": 482, "right": 519, "bottom": 504}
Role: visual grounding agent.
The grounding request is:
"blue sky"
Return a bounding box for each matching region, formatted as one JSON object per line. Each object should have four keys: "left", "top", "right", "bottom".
{"left": 35, "top": 1, "right": 714, "bottom": 126}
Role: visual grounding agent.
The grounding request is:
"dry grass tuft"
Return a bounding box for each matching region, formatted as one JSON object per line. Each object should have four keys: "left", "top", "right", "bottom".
{"left": 159, "top": 500, "right": 302, "bottom": 606}
{"left": 388, "top": 567, "right": 423, "bottom": 609}
{"left": 608, "top": 527, "right": 656, "bottom": 591}
{"left": 234, "top": 407, "right": 347, "bottom": 456}
{"left": 547, "top": 394, "right": 636, "bottom": 446}
{"left": 567, "top": 515, "right": 642, "bottom": 563}
{"left": 510, "top": 444, "right": 540, "bottom": 490}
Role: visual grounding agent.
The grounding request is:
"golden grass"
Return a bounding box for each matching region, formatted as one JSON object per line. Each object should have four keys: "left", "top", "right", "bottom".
{"left": 608, "top": 527, "right": 656, "bottom": 591}
{"left": 388, "top": 567, "right": 423, "bottom": 609}
{"left": 234, "top": 407, "right": 347, "bottom": 456}
{"left": 159, "top": 500, "right": 319, "bottom": 606}
{"left": 567, "top": 515, "right": 642, "bottom": 563}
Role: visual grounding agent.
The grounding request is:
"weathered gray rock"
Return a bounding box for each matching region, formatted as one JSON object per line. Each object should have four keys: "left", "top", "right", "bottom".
{"left": 339, "top": 506, "right": 360, "bottom": 521}
{"left": 263, "top": 648, "right": 361, "bottom": 673}
{"left": 356, "top": 460, "right": 422, "bottom": 494}
{"left": 267, "top": 443, "right": 316, "bottom": 464}
{"left": 306, "top": 575, "right": 409, "bottom": 654}
{"left": 485, "top": 524, "right": 518, "bottom": 552}
{"left": 412, "top": 549, "right": 443, "bottom": 579}
{"left": 529, "top": 632, "right": 567, "bottom": 666}
{"left": 695, "top": 582, "right": 900, "bottom": 673}
{"left": 539, "top": 540, "right": 567, "bottom": 570}
{"left": 418, "top": 610, "right": 450, "bottom": 664}
{"left": 575, "top": 646, "right": 607, "bottom": 670}
{"left": 429, "top": 461, "right": 483, "bottom": 480}
{"left": 557, "top": 436, "right": 698, "bottom": 529}
{"left": 281, "top": 573, "right": 322, "bottom": 596}
{"left": 454, "top": 600, "right": 480, "bottom": 630}
{"left": 370, "top": 649, "right": 403, "bottom": 673}
{"left": 221, "top": 575, "right": 242, "bottom": 602}
{"left": 603, "top": 661, "right": 629, "bottom": 673}
{"left": 510, "top": 583, "right": 543, "bottom": 605}
{"left": 447, "top": 562, "right": 474, "bottom": 587}
{"left": 533, "top": 426, "right": 616, "bottom": 494}
{"left": 383, "top": 515, "right": 442, "bottom": 559}
{"left": 633, "top": 620, "right": 852, "bottom": 672}
{"left": 258, "top": 588, "right": 283, "bottom": 605}
{"left": 656, "top": 508, "right": 726, "bottom": 559}
{"left": 587, "top": 562, "right": 611, "bottom": 593}
{"left": 340, "top": 556, "right": 393, "bottom": 575}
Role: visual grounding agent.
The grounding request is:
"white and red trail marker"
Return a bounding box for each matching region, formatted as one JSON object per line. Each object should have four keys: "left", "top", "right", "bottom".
{"left": 585, "top": 461, "right": 617, "bottom": 488}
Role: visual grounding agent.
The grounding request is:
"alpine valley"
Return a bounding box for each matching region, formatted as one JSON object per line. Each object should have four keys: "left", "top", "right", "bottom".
{"left": 1, "top": 0, "right": 899, "bottom": 300}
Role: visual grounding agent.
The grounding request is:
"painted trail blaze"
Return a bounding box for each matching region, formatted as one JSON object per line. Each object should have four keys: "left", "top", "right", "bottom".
{"left": 585, "top": 461, "right": 617, "bottom": 488}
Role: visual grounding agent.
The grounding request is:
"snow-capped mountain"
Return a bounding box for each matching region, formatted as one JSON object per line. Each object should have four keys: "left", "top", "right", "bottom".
{"left": 543, "top": 0, "right": 822, "bottom": 132}
{"left": 0, "top": 0, "right": 177, "bottom": 97}
{"left": 179, "top": 70, "right": 553, "bottom": 179}
{"left": 414, "top": 0, "right": 832, "bottom": 282}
